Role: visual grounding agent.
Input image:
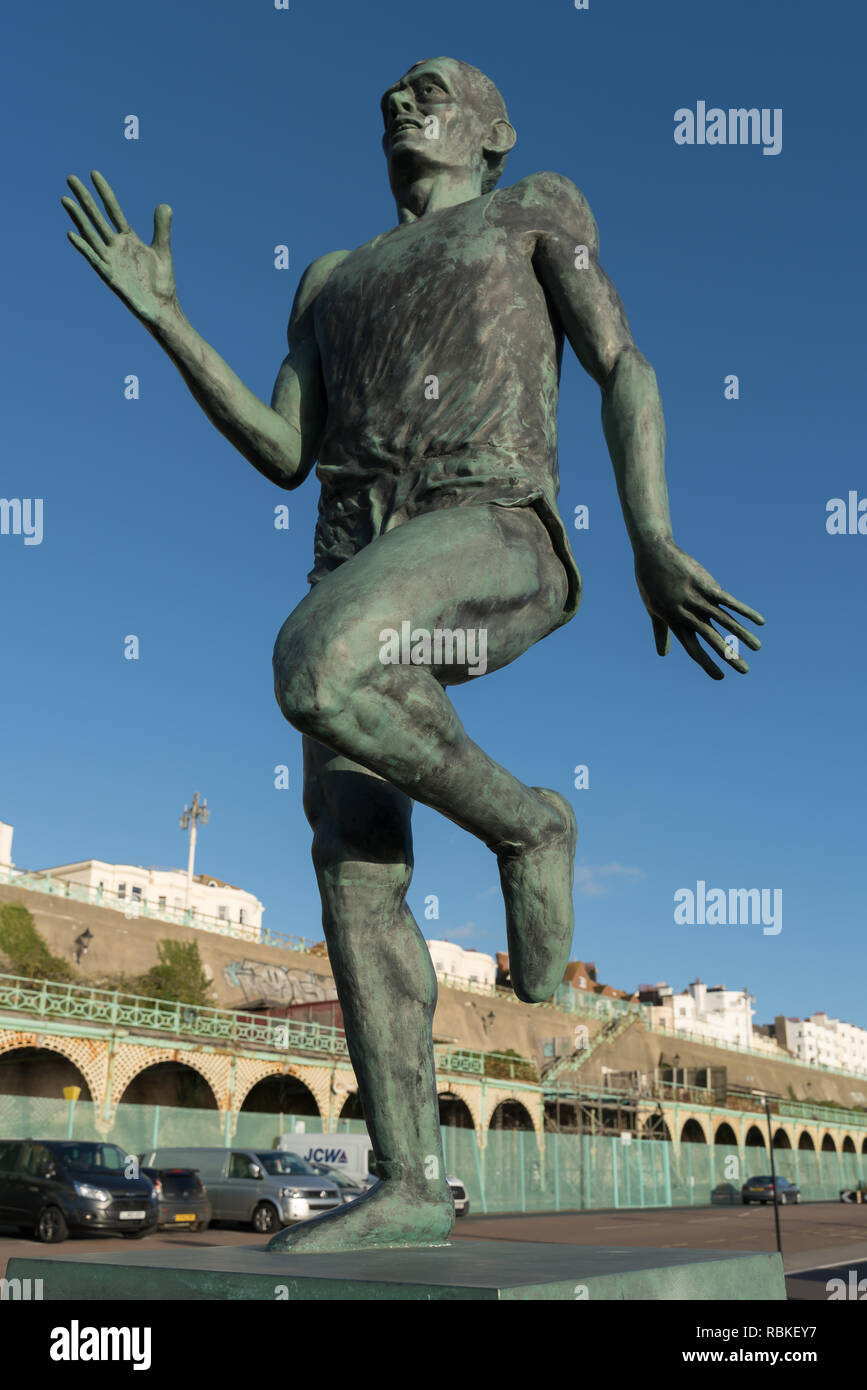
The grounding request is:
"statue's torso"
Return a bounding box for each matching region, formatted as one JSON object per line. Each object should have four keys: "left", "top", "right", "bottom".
{"left": 308, "top": 182, "right": 579, "bottom": 627}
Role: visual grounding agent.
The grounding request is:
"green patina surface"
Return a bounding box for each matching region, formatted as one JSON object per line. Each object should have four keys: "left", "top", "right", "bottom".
{"left": 7, "top": 1242, "right": 785, "bottom": 1301}
{"left": 63, "top": 54, "right": 764, "bottom": 1253}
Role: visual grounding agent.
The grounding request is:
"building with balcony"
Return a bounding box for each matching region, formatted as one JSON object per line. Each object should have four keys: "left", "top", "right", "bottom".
{"left": 426, "top": 939, "right": 497, "bottom": 989}
{"left": 32, "top": 858, "right": 264, "bottom": 938}
{"left": 775, "top": 1013, "right": 867, "bottom": 1077}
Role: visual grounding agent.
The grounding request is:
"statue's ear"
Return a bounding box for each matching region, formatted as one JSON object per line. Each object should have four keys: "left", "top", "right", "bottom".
{"left": 485, "top": 118, "right": 517, "bottom": 158}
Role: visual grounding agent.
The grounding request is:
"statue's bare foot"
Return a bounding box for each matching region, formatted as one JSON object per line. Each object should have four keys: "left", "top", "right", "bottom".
{"left": 497, "top": 788, "right": 577, "bottom": 1003}
{"left": 266, "top": 1180, "right": 454, "bottom": 1254}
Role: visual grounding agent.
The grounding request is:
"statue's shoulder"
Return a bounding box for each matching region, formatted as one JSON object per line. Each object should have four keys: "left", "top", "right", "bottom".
{"left": 493, "top": 172, "right": 598, "bottom": 245}
{"left": 288, "top": 250, "right": 351, "bottom": 341}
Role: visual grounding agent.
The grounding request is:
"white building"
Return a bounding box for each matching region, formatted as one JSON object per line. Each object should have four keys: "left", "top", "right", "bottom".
{"left": 426, "top": 940, "right": 497, "bottom": 990}
{"left": 649, "top": 979, "right": 757, "bottom": 1050}
{"left": 775, "top": 1013, "right": 867, "bottom": 1077}
{"left": 34, "top": 858, "right": 265, "bottom": 939}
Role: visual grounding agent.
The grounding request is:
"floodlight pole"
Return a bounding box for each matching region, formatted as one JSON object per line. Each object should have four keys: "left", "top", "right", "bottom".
{"left": 757, "top": 1091, "right": 783, "bottom": 1257}
{"left": 179, "top": 792, "right": 209, "bottom": 912}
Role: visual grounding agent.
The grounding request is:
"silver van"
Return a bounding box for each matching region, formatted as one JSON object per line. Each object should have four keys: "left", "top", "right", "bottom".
{"left": 140, "top": 1147, "right": 340, "bottom": 1235}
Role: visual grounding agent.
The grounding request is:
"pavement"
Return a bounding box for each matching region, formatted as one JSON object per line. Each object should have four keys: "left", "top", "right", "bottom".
{"left": 2, "top": 1202, "right": 865, "bottom": 1300}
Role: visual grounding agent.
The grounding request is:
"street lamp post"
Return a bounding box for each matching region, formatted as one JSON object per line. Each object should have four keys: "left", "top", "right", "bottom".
{"left": 179, "top": 793, "right": 209, "bottom": 914}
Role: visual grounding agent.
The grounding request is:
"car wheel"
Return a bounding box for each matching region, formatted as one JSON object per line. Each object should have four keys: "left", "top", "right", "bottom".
{"left": 194, "top": 1219, "right": 210, "bottom": 1232}
{"left": 252, "top": 1203, "right": 280, "bottom": 1234}
{"left": 36, "top": 1206, "right": 69, "bottom": 1244}
{"left": 742, "top": 1197, "right": 749, "bottom": 1204}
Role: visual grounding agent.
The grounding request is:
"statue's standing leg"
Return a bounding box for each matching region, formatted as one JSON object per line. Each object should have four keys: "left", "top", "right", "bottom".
{"left": 267, "top": 736, "right": 453, "bottom": 1252}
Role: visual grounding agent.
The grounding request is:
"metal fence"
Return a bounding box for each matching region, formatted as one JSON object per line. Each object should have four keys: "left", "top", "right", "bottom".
{"left": 0, "top": 1094, "right": 861, "bottom": 1215}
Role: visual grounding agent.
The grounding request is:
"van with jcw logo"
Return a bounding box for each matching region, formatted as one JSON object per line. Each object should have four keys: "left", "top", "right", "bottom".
{"left": 276, "top": 1132, "right": 470, "bottom": 1216}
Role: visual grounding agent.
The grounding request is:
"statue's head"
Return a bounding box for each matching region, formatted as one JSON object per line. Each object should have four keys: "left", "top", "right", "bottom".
{"left": 381, "top": 58, "right": 516, "bottom": 197}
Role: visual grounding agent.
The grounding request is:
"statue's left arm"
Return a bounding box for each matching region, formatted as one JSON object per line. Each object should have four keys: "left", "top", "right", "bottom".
{"left": 530, "top": 172, "right": 764, "bottom": 678}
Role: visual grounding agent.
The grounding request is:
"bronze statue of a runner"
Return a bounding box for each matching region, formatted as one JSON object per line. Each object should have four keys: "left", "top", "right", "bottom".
{"left": 63, "top": 56, "right": 764, "bottom": 1252}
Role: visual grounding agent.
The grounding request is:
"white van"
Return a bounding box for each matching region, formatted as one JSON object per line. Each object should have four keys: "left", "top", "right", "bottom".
{"left": 276, "top": 1132, "right": 470, "bottom": 1216}
{"left": 276, "top": 1133, "right": 376, "bottom": 1186}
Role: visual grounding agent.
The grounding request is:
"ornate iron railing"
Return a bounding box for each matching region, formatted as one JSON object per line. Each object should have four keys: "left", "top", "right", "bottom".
{"left": 0, "top": 970, "right": 348, "bottom": 1057}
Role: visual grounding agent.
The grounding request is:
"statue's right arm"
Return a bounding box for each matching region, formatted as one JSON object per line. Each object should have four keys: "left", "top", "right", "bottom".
{"left": 63, "top": 172, "right": 342, "bottom": 490}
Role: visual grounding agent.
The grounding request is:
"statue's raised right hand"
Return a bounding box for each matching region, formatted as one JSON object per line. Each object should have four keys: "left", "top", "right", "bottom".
{"left": 63, "top": 171, "right": 177, "bottom": 326}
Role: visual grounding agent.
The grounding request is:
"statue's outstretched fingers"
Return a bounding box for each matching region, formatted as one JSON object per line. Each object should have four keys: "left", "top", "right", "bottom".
{"left": 66, "top": 229, "right": 109, "bottom": 278}
{"left": 673, "top": 625, "right": 724, "bottom": 680}
{"left": 699, "top": 602, "right": 761, "bottom": 651}
{"left": 651, "top": 615, "right": 670, "bottom": 656}
{"left": 706, "top": 585, "right": 765, "bottom": 627}
{"left": 62, "top": 196, "right": 107, "bottom": 258}
{"left": 690, "top": 618, "right": 750, "bottom": 674}
{"left": 91, "top": 171, "right": 131, "bottom": 233}
{"left": 66, "top": 175, "right": 114, "bottom": 243}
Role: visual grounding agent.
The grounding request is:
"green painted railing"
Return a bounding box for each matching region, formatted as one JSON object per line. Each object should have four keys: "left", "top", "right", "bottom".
{"left": 434, "top": 1047, "right": 485, "bottom": 1075}
{"left": 0, "top": 971, "right": 348, "bottom": 1058}
{"left": 780, "top": 1099, "right": 867, "bottom": 1129}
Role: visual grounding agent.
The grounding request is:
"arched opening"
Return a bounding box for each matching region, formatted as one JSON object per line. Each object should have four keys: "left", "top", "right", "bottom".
{"left": 489, "top": 1100, "right": 534, "bottom": 1132}
{"left": 338, "top": 1092, "right": 365, "bottom": 1120}
{"left": 241, "top": 1073, "right": 320, "bottom": 1118}
{"left": 798, "top": 1132, "right": 815, "bottom": 1151}
{"left": 715, "top": 1122, "right": 738, "bottom": 1146}
{"left": 681, "top": 1118, "right": 707, "bottom": 1144}
{"left": 438, "top": 1092, "right": 474, "bottom": 1129}
{"left": 745, "top": 1125, "right": 766, "bottom": 1148}
{"left": 772, "top": 1128, "right": 792, "bottom": 1149}
{"left": 642, "top": 1112, "right": 671, "bottom": 1141}
{"left": 821, "top": 1134, "right": 837, "bottom": 1153}
{"left": 842, "top": 1136, "right": 856, "bottom": 1154}
{"left": 0, "top": 1046, "right": 92, "bottom": 1101}
{"left": 119, "top": 1062, "right": 217, "bottom": 1109}
{"left": 862, "top": 1137, "right": 867, "bottom": 1155}
{"left": 544, "top": 1100, "right": 578, "bottom": 1132}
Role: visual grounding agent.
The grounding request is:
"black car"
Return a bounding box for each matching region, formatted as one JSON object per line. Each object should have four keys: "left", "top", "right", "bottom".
{"left": 741, "top": 1175, "right": 801, "bottom": 1205}
{"left": 0, "top": 1139, "right": 158, "bottom": 1243}
{"left": 711, "top": 1182, "right": 739, "bottom": 1206}
{"left": 840, "top": 1181, "right": 867, "bottom": 1204}
{"left": 140, "top": 1166, "right": 212, "bottom": 1230}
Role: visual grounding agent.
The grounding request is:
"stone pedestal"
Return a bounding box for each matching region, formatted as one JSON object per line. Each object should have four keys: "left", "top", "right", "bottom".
{"left": 6, "top": 1241, "right": 786, "bottom": 1301}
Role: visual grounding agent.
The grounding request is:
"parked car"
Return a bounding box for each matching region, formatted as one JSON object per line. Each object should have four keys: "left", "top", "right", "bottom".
{"left": 711, "top": 1182, "right": 739, "bottom": 1206}
{"left": 447, "top": 1176, "right": 470, "bottom": 1218}
{"left": 0, "top": 1138, "right": 158, "bottom": 1243}
{"left": 140, "top": 1166, "right": 211, "bottom": 1230}
{"left": 741, "top": 1175, "right": 801, "bottom": 1205}
{"left": 839, "top": 1181, "right": 867, "bottom": 1204}
{"left": 139, "top": 1147, "right": 341, "bottom": 1235}
{"left": 306, "top": 1160, "right": 369, "bottom": 1204}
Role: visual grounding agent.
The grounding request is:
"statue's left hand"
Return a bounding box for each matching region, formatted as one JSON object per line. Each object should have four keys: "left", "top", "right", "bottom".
{"left": 62, "top": 171, "right": 178, "bottom": 327}
{"left": 634, "top": 538, "right": 764, "bottom": 679}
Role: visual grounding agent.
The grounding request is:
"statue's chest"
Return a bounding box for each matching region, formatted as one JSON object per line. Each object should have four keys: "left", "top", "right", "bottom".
{"left": 318, "top": 215, "right": 506, "bottom": 337}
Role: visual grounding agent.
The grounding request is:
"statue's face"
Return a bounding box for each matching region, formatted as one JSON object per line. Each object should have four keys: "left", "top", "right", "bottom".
{"left": 380, "top": 58, "right": 493, "bottom": 188}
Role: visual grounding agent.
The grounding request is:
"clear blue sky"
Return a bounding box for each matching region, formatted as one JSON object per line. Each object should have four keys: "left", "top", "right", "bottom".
{"left": 3, "top": 0, "right": 864, "bottom": 1030}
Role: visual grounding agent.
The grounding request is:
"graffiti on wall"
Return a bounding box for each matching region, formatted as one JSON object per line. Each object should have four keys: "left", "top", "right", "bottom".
{"left": 223, "top": 958, "right": 338, "bottom": 1006}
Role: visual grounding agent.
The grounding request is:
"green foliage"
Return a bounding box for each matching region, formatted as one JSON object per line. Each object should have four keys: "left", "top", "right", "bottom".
{"left": 0, "top": 901, "right": 77, "bottom": 982}
{"left": 135, "top": 938, "right": 215, "bottom": 1007}
{"left": 483, "top": 1048, "right": 538, "bottom": 1082}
